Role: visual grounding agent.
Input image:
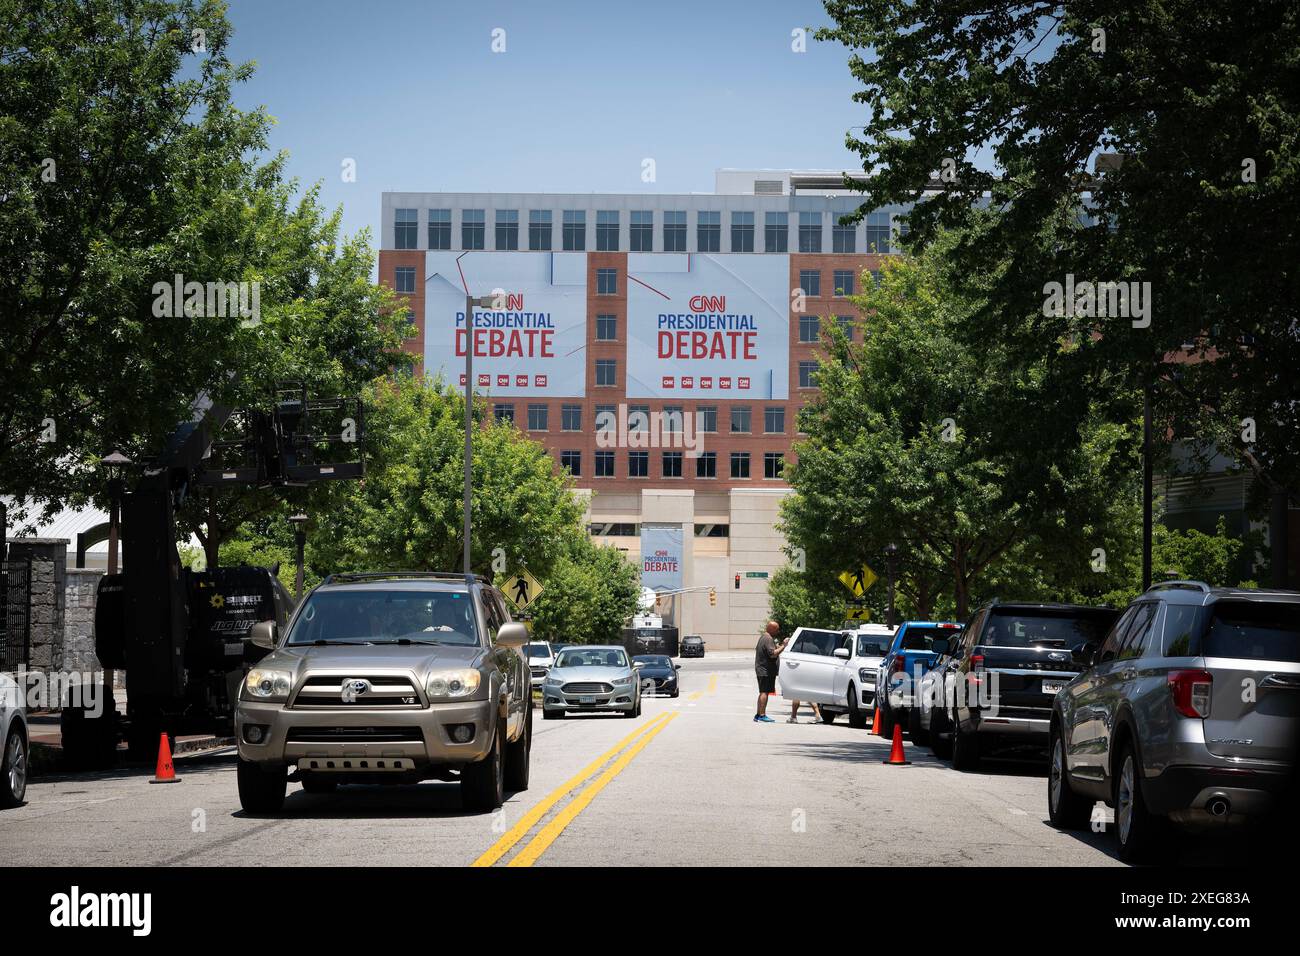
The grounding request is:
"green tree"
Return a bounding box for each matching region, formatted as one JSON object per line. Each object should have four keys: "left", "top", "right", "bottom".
{"left": 528, "top": 537, "right": 640, "bottom": 645}
{"left": 766, "top": 566, "right": 850, "bottom": 635}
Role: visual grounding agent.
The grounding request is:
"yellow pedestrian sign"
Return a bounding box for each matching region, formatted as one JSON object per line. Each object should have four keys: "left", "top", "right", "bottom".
{"left": 844, "top": 607, "right": 871, "bottom": 622}
{"left": 504, "top": 569, "right": 544, "bottom": 611}
{"left": 838, "top": 566, "right": 878, "bottom": 598}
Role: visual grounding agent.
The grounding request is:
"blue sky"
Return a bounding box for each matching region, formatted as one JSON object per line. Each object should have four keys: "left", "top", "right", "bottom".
{"left": 223, "top": 0, "right": 867, "bottom": 250}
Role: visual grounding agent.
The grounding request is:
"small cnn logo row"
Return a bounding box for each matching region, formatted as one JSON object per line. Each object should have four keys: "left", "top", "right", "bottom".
{"left": 460, "top": 374, "right": 550, "bottom": 388}
{"left": 662, "top": 376, "right": 751, "bottom": 390}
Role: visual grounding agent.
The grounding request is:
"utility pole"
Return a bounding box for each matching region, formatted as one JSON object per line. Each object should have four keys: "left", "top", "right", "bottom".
{"left": 1142, "top": 385, "right": 1153, "bottom": 591}
{"left": 884, "top": 542, "right": 898, "bottom": 628}
{"left": 463, "top": 291, "right": 513, "bottom": 580}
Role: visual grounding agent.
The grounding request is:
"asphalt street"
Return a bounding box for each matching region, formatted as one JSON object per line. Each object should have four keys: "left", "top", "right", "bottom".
{"left": 1, "top": 654, "right": 1251, "bottom": 866}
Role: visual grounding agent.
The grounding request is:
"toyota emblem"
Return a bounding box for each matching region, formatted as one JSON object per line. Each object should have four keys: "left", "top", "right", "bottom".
{"left": 341, "top": 678, "right": 370, "bottom": 703}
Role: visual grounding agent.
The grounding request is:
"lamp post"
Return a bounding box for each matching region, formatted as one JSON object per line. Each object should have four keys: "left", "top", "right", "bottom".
{"left": 463, "top": 291, "right": 513, "bottom": 580}
{"left": 883, "top": 542, "right": 899, "bottom": 628}
{"left": 100, "top": 450, "right": 132, "bottom": 575}
{"left": 288, "top": 512, "right": 308, "bottom": 602}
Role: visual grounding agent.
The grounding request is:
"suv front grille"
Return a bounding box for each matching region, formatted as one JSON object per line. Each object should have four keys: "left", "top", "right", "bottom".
{"left": 294, "top": 674, "right": 422, "bottom": 707}
{"left": 287, "top": 726, "right": 424, "bottom": 743}
{"left": 561, "top": 682, "right": 613, "bottom": 695}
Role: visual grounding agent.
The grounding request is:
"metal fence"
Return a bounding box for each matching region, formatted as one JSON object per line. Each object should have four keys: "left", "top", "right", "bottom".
{"left": 1, "top": 558, "right": 32, "bottom": 671}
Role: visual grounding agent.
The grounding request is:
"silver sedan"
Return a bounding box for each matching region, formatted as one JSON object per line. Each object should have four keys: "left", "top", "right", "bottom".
{"left": 541, "top": 645, "right": 643, "bottom": 719}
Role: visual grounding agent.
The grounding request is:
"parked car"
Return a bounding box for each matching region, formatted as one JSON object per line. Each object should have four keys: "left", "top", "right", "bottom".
{"left": 1049, "top": 581, "right": 1300, "bottom": 862}
{"left": 234, "top": 572, "right": 532, "bottom": 815}
{"left": 778, "top": 625, "right": 893, "bottom": 727}
{"left": 541, "top": 645, "right": 643, "bottom": 719}
{"left": 524, "top": 641, "right": 556, "bottom": 689}
{"left": 633, "top": 654, "right": 680, "bottom": 697}
{"left": 926, "top": 601, "right": 1119, "bottom": 769}
{"left": 680, "top": 635, "right": 706, "bottom": 658}
{"left": 1, "top": 670, "right": 28, "bottom": 808}
{"left": 874, "top": 621, "right": 964, "bottom": 740}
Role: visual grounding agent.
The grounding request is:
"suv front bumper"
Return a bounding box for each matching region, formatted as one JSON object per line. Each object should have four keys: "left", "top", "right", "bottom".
{"left": 236, "top": 698, "right": 496, "bottom": 769}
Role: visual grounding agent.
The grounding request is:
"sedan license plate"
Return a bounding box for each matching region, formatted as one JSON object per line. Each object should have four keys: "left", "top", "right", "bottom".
{"left": 1041, "top": 679, "right": 1066, "bottom": 695}
{"left": 579, "top": 695, "right": 595, "bottom": 704}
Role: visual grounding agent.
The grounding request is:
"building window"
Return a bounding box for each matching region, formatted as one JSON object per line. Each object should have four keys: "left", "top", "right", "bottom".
{"left": 595, "top": 450, "right": 615, "bottom": 477}
{"left": 730, "top": 451, "right": 751, "bottom": 479}
{"left": 528, "top": 210, "right": 552, "bottom": 250}
{"left": 798, "top": 211, "right": 822, "bottom": 253}
{"left": 495, "top": 209, "right": 519, "bottom": 250}
{"left": 630, "top": 210, "right": 653, "bottom": 251}
{"left": 627, "top": 403, "right": 649, "bottom": 432}
{"left": 597, "top": 268, "right": 618, "bottom": 295}
{"left": 697, "top": 406, "right": 718, "bottom": 433}
{"left": 695, "top": 523, "right": 729, "bottom": 537}
{"left": 832, "top": 218, "right": 856, "bottom": 253}
{"left": 595, "top": 403, "right": 617, "bottom": 434}
{"left": 870, "top": 269, "right": 882, "bottom": 285}
{"left": 798, "top": 360, "right": 820, "bottom": 389}
{"left": 730, "top": 406, "right": 751, "bottom": 434}
{"left": 462, "top": 209, "right": 485, "bottom": 250}
{"left": 527, "top": 403, "right": 548, "bottom": 431}
{"left": 395, "top": 208, "right": 418, "bottom": 249}
{"left": 560, "top": 450, "right": 581, "bottom": 475}
{"left": 764, "top": 407, "right": 785, "bottom": 433}
{"left": 730, "top": 211, "right": 754, "bottom": 252}
{"left": 696, "top": 451, "right": 717, "bottom": 479}
{"left": 764, "top": 212, "right": 788, "bottom": 253}
{"left": 561, "top": 404, "right": 582, "bottom": 431}
{"left": 799, "top": 315, "right": 820, "bottom": 343}
{"left": 833, "top": 269, "right": 855, "bottom": 297}
{"left": 662, "top": 405, "right": 683, "bottom": 433}
{"left": 596, "top": 210, "right": 619, "bottom": 251}
{"left": 590, "top": 522, "right": 638, "bottom": 536}
{"left": 596, "top": 314, "right": 617, "bottom": 341}
{"left": 664, "top": 210, "right": 686, "bottom": 251}
{"left": 403, "top": 309, "right": 418, "bottom": 340}
{"left": 662, "top": 451, "right": 683, "bottom": 478}
{"left": 697, "top": 211, "right": 720, "bottom": 252}
{"left": 563, "top": 210, "right": 586, "bottom": 251}
{"left": 837, "top": 315, "right": 856, "bottom": 341}
{"left": 428, "top": 209, "right": 451, "bottom": 250}
{"left": 865, "top": 211, "right": 891, "bottom": 253}
{"left": 798, "top": 270, "right": 820, "bottom": 298}
{"left": 764, "top": 452, "right": 785, "bottom": 479}
{"left": 494, "top": 403, "right": 515, "bottom": 424}
{"left": 628, "top": 451, "right": 649, "bottom": 478}
{"left": 595, "top": 359, "right": 617, "bottom": 386}
{"left": 394, "top": 266, "right": 415, "bottom": 294}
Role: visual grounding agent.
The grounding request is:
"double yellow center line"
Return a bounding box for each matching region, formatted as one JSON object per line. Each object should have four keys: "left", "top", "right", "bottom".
{"left": 472, "top": 710, "right": 679, "bottom": 867}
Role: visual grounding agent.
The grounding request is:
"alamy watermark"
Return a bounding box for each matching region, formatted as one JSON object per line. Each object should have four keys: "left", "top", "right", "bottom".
{"left": 3, "top": 670, "right": 108, "bottom": 717}
{"left": 151, "top": 273, "right": 261, "bottom": 327}
{"left": 595, "top": 403, "right": 704, "bottom": 455}
{"left": 1042, "top": 274, "right": 1151, "bottom": 328}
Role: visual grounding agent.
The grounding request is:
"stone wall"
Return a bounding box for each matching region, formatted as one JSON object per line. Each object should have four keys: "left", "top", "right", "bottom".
{"left": 6, "top": 538, "right": 66, "bottom": 671}
{"left": 63, "top": 568, "right": 103, "bottom": 675}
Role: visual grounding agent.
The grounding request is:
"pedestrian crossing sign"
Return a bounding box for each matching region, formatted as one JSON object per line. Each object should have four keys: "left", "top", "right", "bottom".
{"left": 503, "top": 568, "right": 544, "bottom": 611}
{"left": 838, "top": 566, "right": 878, "bottom": 598}
{"left": 844, "top": 606, "right": 871, "bottom": 622}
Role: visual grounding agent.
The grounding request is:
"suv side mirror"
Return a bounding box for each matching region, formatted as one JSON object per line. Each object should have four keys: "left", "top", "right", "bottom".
{"left": 496, "top": 622, "right": 528, "bottom": 648}
{"left": 833, "top": 647, "right": 851, "bottom": 660}
{"left": 633, "top": 660, "right": 645, "bottom": 668}
{"left": 931, "top": 638, "right": 949, "bottom": 656}
{"left": 249, "top": 620, "right": 278, "bottom": 650}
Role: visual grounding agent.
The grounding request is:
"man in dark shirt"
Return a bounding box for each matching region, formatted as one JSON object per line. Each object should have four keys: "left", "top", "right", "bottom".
{"left": 754, "top": 621, "right": 782, "bottom": 722}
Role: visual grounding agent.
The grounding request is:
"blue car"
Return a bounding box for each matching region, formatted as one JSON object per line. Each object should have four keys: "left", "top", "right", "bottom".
{"left": 874, "top": 621, "right": 963, "bottom": 738}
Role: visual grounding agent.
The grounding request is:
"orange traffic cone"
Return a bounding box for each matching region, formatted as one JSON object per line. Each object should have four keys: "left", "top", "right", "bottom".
{"left": 882, "top": 722, "right": 911, "bottom": 766}
{"left": 870, "top": 705, "right": 882, "bottom": 736}
{"left": 150, "top": 732, "right": 181, "bottom": 784}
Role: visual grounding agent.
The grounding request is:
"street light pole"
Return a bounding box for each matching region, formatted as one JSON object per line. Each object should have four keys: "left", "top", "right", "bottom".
{"left": 100, "top": 450, "right": 132, "bottom": 575}
{"left": 288, "top": 512, "right": 308, "bottom": 602}
{"left": 884, "top": 542, "right": 898, "bottom": 629}
{"left": 463, "top": 292, "right": 512, "bottom": 581}
{"left": 1142, "top": 384, "right": 1153, "bottom": 592}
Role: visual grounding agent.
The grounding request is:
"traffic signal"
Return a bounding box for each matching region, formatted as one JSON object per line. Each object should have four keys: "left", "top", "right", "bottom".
{"left": 734, "top": 573, "right": 741, "bottom": 590}
{"left": 709, "top": 588, "right": 717, "bottom": 606}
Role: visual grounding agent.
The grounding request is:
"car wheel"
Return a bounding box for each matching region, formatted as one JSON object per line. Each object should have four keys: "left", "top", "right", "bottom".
{"left": 847, "top": 687, "right": 867, "bottom": 729}
{"left": 1047, "top": 725, "right": 1090, "bottom": 830}
{"left": 504, "top": 706, "right": 531, "bottom": 792}
{"left": 300, "top": 775, "right": 337, "bottom": 794}
{"left": 237, "top": 758, "right": 287, "bottom": 815}
{"left": 461, "top": 720, "right": 505, "bottom": 812}
{"left": 929, "top": 703, "right": 953, "bottom": 758}
{"left": 819, "top": 708, "right": 837, "bottom": 724}
{"left": 0, "top": 725, "right": 28, "bottom": 808}
{"left": 908, "top": 702, "right": 929, "bottom": 745}
{"left": 669, "top": 690, "right": 680, "bottom": 699}
{"left": 542, "top": 707, "right": 561, "bottom": 720}
{"left": 878, "top": 698, "right": 896, "bottom": 738}
{"left": 951, "top": 714, "right": 980, "bottom": 771}
{"left": 1114, "top": 741, "right": 1164, "bottom": 863}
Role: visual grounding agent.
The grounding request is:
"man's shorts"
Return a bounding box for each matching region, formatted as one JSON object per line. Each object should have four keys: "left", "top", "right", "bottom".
{"left": 756, "top": 672, "right": 777, "bottom": 694}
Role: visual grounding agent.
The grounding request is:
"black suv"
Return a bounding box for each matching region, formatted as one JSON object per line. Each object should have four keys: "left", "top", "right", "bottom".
{"left": 929, "top": 602, "right": 1119, "bottom": 769}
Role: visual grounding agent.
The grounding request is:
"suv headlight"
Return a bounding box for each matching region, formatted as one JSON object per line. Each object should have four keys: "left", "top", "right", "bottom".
{"left": 244, "top": 668, "right": 293, "bottom": 701}
{"left": 426, "top": 669, "right": 481, "bottom": 700}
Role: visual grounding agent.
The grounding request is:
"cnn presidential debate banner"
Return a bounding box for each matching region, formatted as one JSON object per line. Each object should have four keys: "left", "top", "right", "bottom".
{"left": 625, "top": 253, "right": 790, "bottom": 399}
{"left": 640, "top": 525, "right": 684, "bottom": 592}
{"left": 423, "top": 251, "right": 588, "bottom": 397}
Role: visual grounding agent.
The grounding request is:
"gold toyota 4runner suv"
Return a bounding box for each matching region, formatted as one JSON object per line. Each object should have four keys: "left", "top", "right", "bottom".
{"left": 235, "top": 572, "right": 531, "bottom": 814}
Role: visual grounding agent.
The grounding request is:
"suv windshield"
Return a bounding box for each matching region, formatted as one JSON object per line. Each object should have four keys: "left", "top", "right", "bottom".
{"left": 856, "top": 637, "right": 889, "bottom": 656}
{"left": 1204, "top": 601, "right": 1300, "bottom": 662}
{"left": 525, "top": 644, "right": 552, "bottom": 658}
{"left": 901, "top": 627, "right": 956, "bottom": 651}
{"left": 286, "top": 589, "right": 480, "bottom": 646}
{"left": 984, "top": 609, "right": 1111, "bottom": 648}
{"left": 556, "top": 648, "right": 629, "bottom": 668}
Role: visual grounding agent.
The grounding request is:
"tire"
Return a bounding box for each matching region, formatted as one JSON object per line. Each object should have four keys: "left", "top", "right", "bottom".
{"left": 951, "top": 714, "right": 981, "bottom": 771}
{"left": 60, "top": 689, "right": 119, "bottom": 770}
{"left": 1047, "top": 725, "right": 1090, "bottom": 830}
{"left": 878, "top": 700, "right": 896, "bottom": 738}
{"left": 847, "top": 687, "right": 867, "bottom": 729}
{"left": 908, "top": 702, "right": 929, "bottom": 746}
{"left": 461, "top": 720, "right": 505, "bottom": 813}
{"left": 930, "top": 703, "right": 953, "bottom": 758}
{"left": 504, "top": 706, "right": 531, "bottom": 793}
{"left": 669, "top": 690, "right": 680, "bottom": 699}
{"left": 542, "top": 707, "right": 562, "bottom": 720}
{"left": 300, "top": 775, "right": 337, "bottom": 794}
{"left": 1114, "top": 741, "right": 1165, "bottom": 863}
{"left": 237, "top": 758, "right": 287, "bottom": 815}
{"left": 819, "top": 708, "right": 837, "bottom": 724}
{"left": 1, "top": 725, "right": 28, "bottom": 808}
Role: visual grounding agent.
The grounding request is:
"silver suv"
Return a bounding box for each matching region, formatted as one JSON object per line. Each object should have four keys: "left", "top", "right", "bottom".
{"left": 1049, "top": 581, "right": 1300, "bottom": 861}
{"left": 235, "top": 572, "right": 532, "bottom": 815}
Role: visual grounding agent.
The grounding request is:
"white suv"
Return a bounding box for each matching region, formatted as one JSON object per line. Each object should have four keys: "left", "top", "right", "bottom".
{"left": 1, "top": 671, "right": 29, "bottom": 808}
{"left": 779, "top": 624, "right": 894, "bottom": 728}
{"left": 525, "top": 642, "right": 555, "bottom": 689}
